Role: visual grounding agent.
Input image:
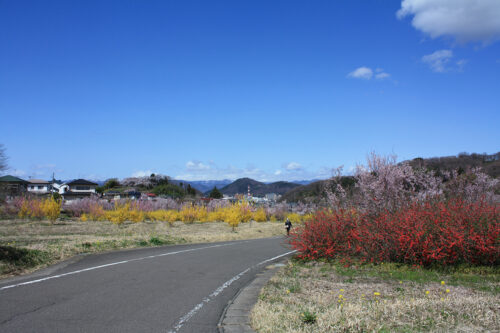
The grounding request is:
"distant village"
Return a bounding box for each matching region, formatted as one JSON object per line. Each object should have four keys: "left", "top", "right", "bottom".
{"left": 0, "top": 175, "right": 282, "bottom": 204}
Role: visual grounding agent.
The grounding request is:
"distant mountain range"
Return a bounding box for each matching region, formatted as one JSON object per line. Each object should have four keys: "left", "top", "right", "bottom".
{"left": 213, "top": 178, "right": 301, "bottom": 196}
{"left": 175, "top": 178, "right": 319, "bottom": 194}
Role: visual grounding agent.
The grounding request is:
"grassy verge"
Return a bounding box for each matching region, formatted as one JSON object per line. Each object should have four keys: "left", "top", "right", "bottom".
{"left": 251, "top": 259, "right": 500, "bottom": 332}
{"left": 0, "top": 219, "right": 284, "bottom": 279}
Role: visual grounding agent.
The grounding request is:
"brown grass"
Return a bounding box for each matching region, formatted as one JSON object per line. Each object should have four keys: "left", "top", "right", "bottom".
{"left": 251, "top": 261, "right": 500, "bottom": 332}
{"left": 0, "top": 219, "right": 284, "bottom": 279}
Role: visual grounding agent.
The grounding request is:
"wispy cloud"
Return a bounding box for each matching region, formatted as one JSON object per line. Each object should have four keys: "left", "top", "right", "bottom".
{"left": 375, "top": 72, "right": 390, "bottom": 80}
{"left": 421, "top": 49, "right": 466, "bottom": 72}
{"left": 285, "top": 162, "right": 302, "bottom": 171}
{"left": 422, "top": 49, "right": 453, "bottom": 72}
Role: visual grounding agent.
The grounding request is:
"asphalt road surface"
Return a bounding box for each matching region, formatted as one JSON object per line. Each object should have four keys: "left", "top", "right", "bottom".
{"left": 0, "top": 237, "right": 294, "bottom": 333}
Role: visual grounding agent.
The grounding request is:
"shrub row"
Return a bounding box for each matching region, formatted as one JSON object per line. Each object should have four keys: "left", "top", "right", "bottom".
{"left": 290, "top": 199, "right": 499, "bottom": 267}
{"left": 2, "top": 197, "right": 313, "bottom": 228}
{"left": 16, "top": 197, "right": 61, "bottom": 222}
{"left": 80, "top": 202, "right": 313, "bottom": 227}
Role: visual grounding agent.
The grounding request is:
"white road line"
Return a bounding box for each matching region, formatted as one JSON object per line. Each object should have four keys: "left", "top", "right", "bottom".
{"left": 0, "top": 242, "right": 242, "bottom": 291}
{"left": 167, "top": 249, "right": 297, "bottom": 333}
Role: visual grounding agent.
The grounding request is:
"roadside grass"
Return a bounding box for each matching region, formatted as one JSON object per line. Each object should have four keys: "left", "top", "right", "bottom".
{"left": 0, "top": 219, "right": 284, "bottom": 279}
{"left": 0, "top": 246, "right": 53, "bottom": 276}
{"left": 251, "top": 259, "right": 500, "bottom": 332}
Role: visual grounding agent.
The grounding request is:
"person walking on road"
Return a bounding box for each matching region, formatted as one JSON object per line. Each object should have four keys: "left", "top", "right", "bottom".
{"left": 285, "top": 218, "right": 292, "bottom": 236}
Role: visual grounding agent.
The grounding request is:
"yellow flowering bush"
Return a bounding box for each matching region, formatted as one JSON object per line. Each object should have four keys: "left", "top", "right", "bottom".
{"left": 74, "top": 199, "right": 311, "bottom": 229}
{"left": 180, "top": 205, "right": 208, "bottom": 223}
{"left": 223, "top": 205, "right": 242, "bottom": 231}
{"left": 301, "top": 213, "right": 314, "bottom": 223}
{"left": 286, "top": 213, "right": 302, "bottom": 224}
{"left": 252, "top": 208, "right": 267, "bottom": 222}
{"left": 17, "top": 197, "right": 61, "bottom": 221}
{"left": 147, "top": 209, "right": 178, "bottom": 226}
{"left": 207, "top": 209, "right": 225, "bottom": 222}
{"left": 104, "top": 203, "right": 130, "bottom": 225}
{"left": 128, "top": 208, "right": 145, "bottom": 223}
{"left": 17, "top": 200, "right": 31, "bottom": 219}
{"left": 41, "top": 197, "right": 62, "bottom": 222}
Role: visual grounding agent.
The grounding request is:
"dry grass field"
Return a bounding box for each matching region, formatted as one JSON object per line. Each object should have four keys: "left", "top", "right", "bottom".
{"left": 0, "top": 219, "right": 285, "bottom": 279}
{"left": 251, "top": 260, "right": 500, "bottom": 332}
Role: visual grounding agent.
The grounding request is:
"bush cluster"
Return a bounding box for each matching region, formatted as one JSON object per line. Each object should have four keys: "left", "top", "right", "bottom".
{"left": 75, "top": 200, "right": 312, "bottom": 230}
{"left": 290, "top": 199, "right": 499, "bottom": 267}
{"left": 16, "top": 197, "right": 62, "bottom": 222}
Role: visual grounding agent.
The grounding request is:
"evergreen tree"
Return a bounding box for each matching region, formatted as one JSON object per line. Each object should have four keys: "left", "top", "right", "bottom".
{"left": 186, "top": 184, "right": 196, "bottom": 196}
{"left": 209, "top": 186, "right": 223, "bottom": 199}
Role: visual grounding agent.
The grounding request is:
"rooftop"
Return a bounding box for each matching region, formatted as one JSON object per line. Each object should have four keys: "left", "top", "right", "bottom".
{"left": 66, "top": 179, "right": 98, "bottom": 186}
{"left": 0, "top": 175, "right": 28, "bottom": 183}
{"left": 28, "top": 179, "right": 50, "bottom": 184}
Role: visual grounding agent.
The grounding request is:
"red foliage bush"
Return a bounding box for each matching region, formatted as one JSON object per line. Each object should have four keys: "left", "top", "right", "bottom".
{"left": 290, "top": 199, "right": 499, "bottom": 267}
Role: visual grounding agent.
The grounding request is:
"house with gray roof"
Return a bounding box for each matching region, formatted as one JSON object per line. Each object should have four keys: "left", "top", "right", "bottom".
{"left": 27, "top": 179, "right": 52, "bottom": 195}
{"left": 61, "top": 179, "right": 98, "bottom": 200}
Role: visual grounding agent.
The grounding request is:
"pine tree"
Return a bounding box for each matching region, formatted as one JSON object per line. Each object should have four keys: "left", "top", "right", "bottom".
{"left": 209, "top": 186, "right": 223, "bottom": 199}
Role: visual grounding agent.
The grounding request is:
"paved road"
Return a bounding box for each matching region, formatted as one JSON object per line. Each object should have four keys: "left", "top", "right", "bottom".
{"left": 0, "top": 237, "right": 293, "bottom": 333}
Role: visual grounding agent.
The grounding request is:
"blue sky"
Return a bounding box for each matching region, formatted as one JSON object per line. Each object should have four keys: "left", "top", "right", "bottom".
{"left": 1, "top": 0, "right": 499, "bottom": 181}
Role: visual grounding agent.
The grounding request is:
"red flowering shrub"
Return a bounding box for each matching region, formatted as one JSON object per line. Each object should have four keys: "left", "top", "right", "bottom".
{"left": 290, "top": 199, "right": 499, "bottom": 267}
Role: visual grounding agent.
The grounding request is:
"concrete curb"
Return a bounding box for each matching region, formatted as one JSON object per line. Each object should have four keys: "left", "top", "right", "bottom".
{"left": 218, "top": 261, "right": 287, "bottom": 333}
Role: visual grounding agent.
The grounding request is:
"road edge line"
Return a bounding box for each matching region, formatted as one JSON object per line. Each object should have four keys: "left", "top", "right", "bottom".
{"left": 217, "top": 255, "right": 293, "bottom": 333}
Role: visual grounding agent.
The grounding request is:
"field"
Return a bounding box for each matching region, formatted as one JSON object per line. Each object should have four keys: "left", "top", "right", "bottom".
{"left": 251, "top": 260, "right": 499, "bottom": 332}
{"left": 0, "top": 219, "right": 285, "bottom": 279}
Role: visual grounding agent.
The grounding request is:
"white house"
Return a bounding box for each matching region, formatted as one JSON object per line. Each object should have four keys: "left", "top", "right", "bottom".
{"left": 66, "top": 179, "right": 98, "bottom": 193}
{"left": 27, "top": 179, "right": 52, "bottom": 194}
{"left": 53, "top": 179, "right": 99, "bottom": 200}
{"left": 51, "top": 182, "right": 69, "bottom": 195}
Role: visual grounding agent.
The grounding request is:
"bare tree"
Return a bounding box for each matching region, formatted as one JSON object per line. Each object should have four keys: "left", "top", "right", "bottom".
{"left": 0, "top": 144, "right": 8, "bottom": 174}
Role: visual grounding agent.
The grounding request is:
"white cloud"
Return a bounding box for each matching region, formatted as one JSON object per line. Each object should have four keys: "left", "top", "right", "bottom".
{"left": 186, "top": 161, "right": 210, "bottom": 171}
{"left": 421, "top": 49, "right": 466, "bottom": 72}
{"left": 285, "top": 162, "right": 302, "bottom": 171}
{"left": 175, "top": 160, "right": 330, "bottom": 182}
{"left": 348, "top": 67, "right": 373, "bottom": 79}
{"left": 375, "top": 72, "right": 390, "bottom": 80}
{"left": 176, "top": 165, "right": 265, "bottom": 182}
{"left": 348, "top": 67, "right": 391, "bottom": 80}
{"left": 456, "top": 59, "right": 467, "bottom": 71}
{"left": 132, "top": 170, "right": 154, "bottom": 177}
{"left": 422, "top": 49, "right": 453, "bottom": 72}
{"left": 397, "top": 0, "right": 500, "bottom": 44}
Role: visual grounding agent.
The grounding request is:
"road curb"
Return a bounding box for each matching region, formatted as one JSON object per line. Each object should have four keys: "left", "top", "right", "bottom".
{"left": 218, "top": 261, "right": 287, "bottom": 333}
